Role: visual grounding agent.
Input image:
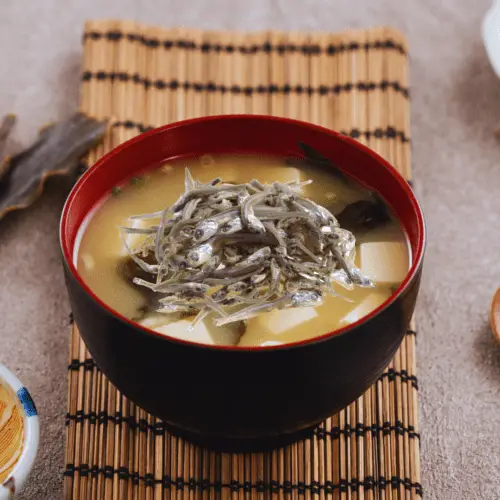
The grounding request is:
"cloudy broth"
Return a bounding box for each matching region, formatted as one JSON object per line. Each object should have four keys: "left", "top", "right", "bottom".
{"left": 76, "top": 154, "right": 410, "bottom": 347}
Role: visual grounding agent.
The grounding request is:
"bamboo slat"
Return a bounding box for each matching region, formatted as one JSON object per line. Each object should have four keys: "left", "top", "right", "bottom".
{"left": 64, "top": 21, "right": 421, "bottom": 500}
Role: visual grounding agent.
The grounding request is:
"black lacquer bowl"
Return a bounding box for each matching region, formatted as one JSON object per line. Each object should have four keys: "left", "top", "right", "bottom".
{"left": 60, "top": 115, "right": 425, "bottom": 451}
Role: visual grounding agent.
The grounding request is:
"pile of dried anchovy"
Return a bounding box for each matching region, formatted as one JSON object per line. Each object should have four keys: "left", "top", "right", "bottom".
{"left": 121, "top": 168, "right": 374, "bottom": 328}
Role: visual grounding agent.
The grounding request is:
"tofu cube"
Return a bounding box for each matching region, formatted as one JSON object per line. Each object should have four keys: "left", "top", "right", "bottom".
{"left": 359, "top": 241, "right": 409, "bottom": 285}
{"left": 257, "top": 307, "right": 319, "bottom": 335}
{"left": 239, "top": 306, "right": 319, "bottom": 346}
{"left": 340, "top": 291, "right": 391, "bottom": 325}
{"left": 79, "top": 253, "right": 95, "bottom": 271}
{"left": 118, "top": 219, "right": 155, "bottom": 257}
{"left": 152, "top": 318, "right": 241, "bottom": 346}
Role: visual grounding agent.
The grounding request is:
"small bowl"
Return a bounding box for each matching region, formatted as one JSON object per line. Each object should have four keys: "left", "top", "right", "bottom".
{"left": 0, "top": 364, "right": 39, "bottom": 499}
{"left": 60, "top": 115, "right": 425, "bottom": 450}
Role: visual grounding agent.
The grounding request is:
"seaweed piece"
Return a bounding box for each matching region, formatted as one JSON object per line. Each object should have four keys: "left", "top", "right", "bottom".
{"left": 0, "top": 114, "right": 16, "bottom": 155}
{"left": 117, "top": 253, "right": 158, "bottom": 285}
{"left": 287, "top": 141, "right": 391, "bottom": 232}
{"left": 119, "top": 254, "right": 161, "bottom": 318}
{"left": 335, "top": 198, "right": 391, "bottom": 232}
{"left": 0, "top": 112, "right": 108, "bottom": 221}
{"left": 285, "top": 141, "right": 348, "bottom": 182}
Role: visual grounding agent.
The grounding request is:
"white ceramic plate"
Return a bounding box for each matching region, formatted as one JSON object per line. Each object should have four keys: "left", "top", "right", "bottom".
{"left": 0, "top": 364, "right": 39, "bottom": 499}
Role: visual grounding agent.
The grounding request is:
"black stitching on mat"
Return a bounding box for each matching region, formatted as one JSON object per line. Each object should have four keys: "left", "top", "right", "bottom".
{"left": 81, "top": 71, "right": 409, "bottom": 98}
{"left": 82, "top": 32, "right": 407, "bottom": 56}
{"left": 63, "top": 465, "right": 422, "bottom": 495}
{"left": 340, "top": 127, "right": 410, "bottom": 143}
{"left": 379, "top": 368, "right": 419, "bottom": 389}
{"left": 67, "top": 359, "right": 96, "bottom": 371}
{"left": 112, "top": 120, "right": 155, "bottom": 133}
{"left": 315, "top": 424, "right": 419, "bottom": 440}
{"left": 64, "top": 412, "right": 420, "bottom": 441}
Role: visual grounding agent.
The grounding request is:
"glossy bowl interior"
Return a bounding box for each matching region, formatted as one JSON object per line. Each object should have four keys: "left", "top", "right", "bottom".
{"left": 60, "top": 115, "right": 425, "bottom": 449}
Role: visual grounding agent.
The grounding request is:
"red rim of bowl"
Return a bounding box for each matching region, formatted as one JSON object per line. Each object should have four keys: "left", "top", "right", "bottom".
{"left": 60, "top": 114, "right": 426, "bottom": 352}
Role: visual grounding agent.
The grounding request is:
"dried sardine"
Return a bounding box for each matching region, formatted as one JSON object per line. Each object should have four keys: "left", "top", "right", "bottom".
{"left": 186, "top": 243, "right": 214, "bottom": 267}
{"left": 0, "top": 112, "right": 108, "bottom": 221}
{"left": 119, "top": 225, "right": 158, "bottom": 235}
{"left": 241, "top": 192, "right": 267, "bottom": 233}
{"left": 214, "top": 291, "right": 323, "bottom": 326}
{"left": 332, "top": 248, "right": 374, "bottom": 288}
{"left": 220, "top": 217, "right": 243, "bottom": 235}
{"left": 119, "top": 233, "right": 160, "bottom": 274}
{"left": 124, "top": 167, "right": 375, "bottom": 328}
{"left": 187, "top": 307, "right": 211, "bottom": 332}
{"left": 171, "top": 184, "right": 248, "bottom": 213}
{"left": 184, "top": 168, "right": 196, "bottom": 192}
{"left": 193, "top": 219, "right": 219, "bottom": 242}
{"left": 185, "top": 256, "right": 220, "bottom": 282}
{"left": 182, "top": 198, "right": 202, "bottom": 220}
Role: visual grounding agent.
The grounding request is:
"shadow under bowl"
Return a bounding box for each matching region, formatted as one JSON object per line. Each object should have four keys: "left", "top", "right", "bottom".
{"left": 60, "top": 115, "right": 425, "bottom": 451}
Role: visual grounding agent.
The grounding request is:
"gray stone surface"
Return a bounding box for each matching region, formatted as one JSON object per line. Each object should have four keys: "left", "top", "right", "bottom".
{"left": 1, "top": 1, "right": 500, "bottom": 498}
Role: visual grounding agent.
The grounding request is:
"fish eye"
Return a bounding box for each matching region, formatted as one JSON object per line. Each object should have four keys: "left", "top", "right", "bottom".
{"left": 194, "top": 230, "right": 203, "bottom": 239}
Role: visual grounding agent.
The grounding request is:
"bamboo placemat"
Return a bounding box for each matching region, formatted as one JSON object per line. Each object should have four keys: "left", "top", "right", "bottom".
{"left": 64, "top": 20, "right": 421, "bottom": 500}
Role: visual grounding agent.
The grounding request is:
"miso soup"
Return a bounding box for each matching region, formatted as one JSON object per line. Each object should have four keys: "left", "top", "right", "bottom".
{"left": 76, "top": 153, "right": 410, "bottom": 347}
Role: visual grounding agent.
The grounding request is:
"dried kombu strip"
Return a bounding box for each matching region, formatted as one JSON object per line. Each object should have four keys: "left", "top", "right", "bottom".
{"left": 0, "top": 114, "right": 17, "bottom": 183}
{"left": 336, "top": 198, "right": 391, "bottom": 233}
{"left": 0, "top": 112, "right": 108, "bottom": 221}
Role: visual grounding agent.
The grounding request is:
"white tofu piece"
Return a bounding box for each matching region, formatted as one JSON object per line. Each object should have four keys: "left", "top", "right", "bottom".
{"left": 257, "top": 307, "right": 319, "bottom": 335}
{"left": 238, "top": 307, "right": 319, "bottom": 346}
{"left": 118, "top": 219, "right": 155, "bottom": 257}
{"left": 151, "top": 318, "right": 241, "bottom": 346}
{"left": 79, "top": 253, "right": 95, "bottom": 271}
{"left": 359, "top": 241, "right": 409, "bottom": 284}
{"left": 260, "top": 341, "right": 284, "bottom": 347}
{"left": 340, "top": 292, "right": 390, "bottom": 325}
{"left": 138, "top": 314, "right": 171, "bottom": 329}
